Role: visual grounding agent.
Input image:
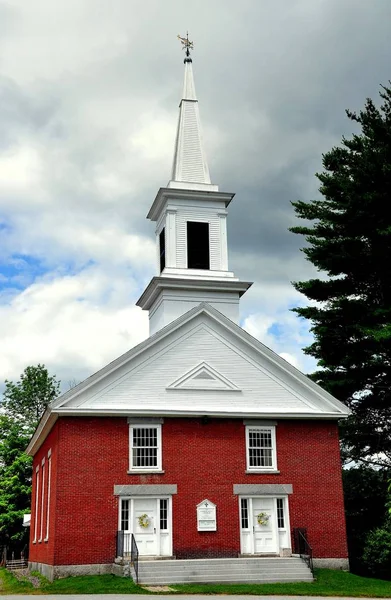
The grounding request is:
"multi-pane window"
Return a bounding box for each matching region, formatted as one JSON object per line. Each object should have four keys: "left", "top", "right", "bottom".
{"left": 45, "top": 452, "right": 52, "bottom": 541}
{"left": 160, "top": 499, "right": 168, "bottom": 531}
{"left": 129, "top": 425, "right": 162, "bottom": 471}
{"left": 277, "top": 498, "right": 285, "bottom": 529}
{"left": 33, "top": 467, "right": 40, "bottom": 543}
{"left": 240, "top": 498, "right": 249, "bottom": 529}
{"left": 121, "top": 499, "right": 129, "bottom": 530}
{"left": 39, "top": 460, "right": 45, "bottom": 542}
{"left": 246, "top": 426, "right": 277, "bottom": 471}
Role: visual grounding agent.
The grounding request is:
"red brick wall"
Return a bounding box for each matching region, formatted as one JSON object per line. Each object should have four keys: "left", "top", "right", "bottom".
{"left": 31, "top": 416, "right": 348, "bottom": 565}
{"left": 29, "top": 423, "right": 59, "bottom": 565}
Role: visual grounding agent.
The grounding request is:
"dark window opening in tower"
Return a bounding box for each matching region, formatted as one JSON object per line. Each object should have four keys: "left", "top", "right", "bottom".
{"left": 159, "top": 228, "right": 166, "bottom": 272}
{"left": 187, "top": 221, "right": 210, "bottom": 270}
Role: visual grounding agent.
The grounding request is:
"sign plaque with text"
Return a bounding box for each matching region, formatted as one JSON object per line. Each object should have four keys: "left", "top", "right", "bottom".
{"left": 197, "top": 499, "right": 217, "bottom": 531}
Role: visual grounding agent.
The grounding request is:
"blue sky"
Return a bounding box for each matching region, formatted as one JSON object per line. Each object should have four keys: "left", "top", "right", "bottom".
{"left": 1, "top": 0, "right": 390, "bottom": 391}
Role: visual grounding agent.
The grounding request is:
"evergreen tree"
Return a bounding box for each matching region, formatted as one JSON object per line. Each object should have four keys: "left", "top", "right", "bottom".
{"left": 0, "top": 365, "right": 60, "bottom": 547}
{"left": 290, "top": 84, "right": 391, "bottom": 466}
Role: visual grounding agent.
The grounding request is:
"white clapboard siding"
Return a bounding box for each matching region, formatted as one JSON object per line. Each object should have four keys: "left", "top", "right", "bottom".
{"left": 89, "top": 327, "right": 309, "bottom": 412}
{"left": 66, "top": 315, "right": 319, "bottom": 415}
{"left": 57, "top": 307, "right": 349, "bottom": 419}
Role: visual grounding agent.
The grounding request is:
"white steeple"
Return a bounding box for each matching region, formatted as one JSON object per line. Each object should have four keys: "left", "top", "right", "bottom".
{"left": 137, "top": 38, "right": 252, "bottom": 335}
{"left": 167, "top": 43, "right": 217, "bottom": 192}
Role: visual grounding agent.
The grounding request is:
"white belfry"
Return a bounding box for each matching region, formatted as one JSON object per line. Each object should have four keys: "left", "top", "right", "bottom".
{"left": 137, "top": 46, "right": 252, "bottom": 335}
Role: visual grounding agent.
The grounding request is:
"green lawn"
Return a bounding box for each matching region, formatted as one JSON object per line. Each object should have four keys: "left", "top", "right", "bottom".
{"left": 1, "top": 567, "right": 391, "bottom": 596}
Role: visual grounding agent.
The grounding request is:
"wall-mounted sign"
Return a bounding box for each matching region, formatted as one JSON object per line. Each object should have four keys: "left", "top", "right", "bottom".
{"left": 197, "top": 499, "right": 217, "bottom": 531}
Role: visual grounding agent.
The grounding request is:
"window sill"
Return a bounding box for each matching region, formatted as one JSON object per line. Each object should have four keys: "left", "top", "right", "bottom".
{"left": 127, "top": 470, "right": 165, "bottom": 475}
{"left": 245, "top": 470, "right": 280, "bottom": 474}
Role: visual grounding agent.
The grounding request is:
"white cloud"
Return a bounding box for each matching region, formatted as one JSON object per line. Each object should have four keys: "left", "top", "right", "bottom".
{"left": 0, "top": 145, "right": 43, "bottom": 192}
{"left": 0, "top": 0, "right": 390, "bottom": 387}
{"left": 0, "top": 265, "right": 149, "bottom": 385}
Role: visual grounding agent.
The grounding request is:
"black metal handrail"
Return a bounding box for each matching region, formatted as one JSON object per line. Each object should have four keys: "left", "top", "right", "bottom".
{"left": 130, "top": 533, "right": 139, "bottom": 584}
{"left": 293, "top": 527, "right": 314, "bottom": 574}
{"left": 115, "top": 532, "right": 139, "bottom": 584}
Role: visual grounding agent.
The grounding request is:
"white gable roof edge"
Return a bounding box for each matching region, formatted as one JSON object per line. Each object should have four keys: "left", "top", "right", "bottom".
{"left": 54, "top": 302, "right": 348, "bottom": 416}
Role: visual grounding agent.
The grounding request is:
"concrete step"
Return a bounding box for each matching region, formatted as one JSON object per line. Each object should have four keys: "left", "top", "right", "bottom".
{"left": 134, "top": 557, "right": 313, "bottom": 585}
{"left": 138, "top": 558, "right": 305, "bottom": 569}
{"left": 139, "top": 576, "right": 313, "bottom": 586}
{"left": 138, "top": 567, "right": 312, "bottom": 576}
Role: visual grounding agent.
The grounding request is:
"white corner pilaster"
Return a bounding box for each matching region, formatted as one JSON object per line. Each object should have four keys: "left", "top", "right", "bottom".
{"left": 166, "top": 209, "right": 177, "bottom": 268}
{"left": 219, "top": 212, "right": 228, "bottom": 271}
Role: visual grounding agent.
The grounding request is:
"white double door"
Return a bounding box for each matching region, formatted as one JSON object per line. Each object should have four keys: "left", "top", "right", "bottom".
{"left": 240, "top": 497, "right": 279, "bottom": 555}
{"left": 122, "top": 497, "right": 171, "bottom": 557}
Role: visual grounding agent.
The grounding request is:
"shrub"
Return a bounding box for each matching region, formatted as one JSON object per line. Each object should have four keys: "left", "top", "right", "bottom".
{"left": 362, "top": 523, "right": 391, "bottom": 580}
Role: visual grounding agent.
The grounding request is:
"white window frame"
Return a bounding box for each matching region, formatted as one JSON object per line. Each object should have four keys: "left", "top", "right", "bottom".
{"left": 238, "top": 495, "right": 291, "bottom": 555}
{"left": 44, "top": 449, "right": 52, "bottom": 542}
{"left": 118, "top": 495, "right": 173, "bottom": 557}
{"left": 245, "top": 425, "right": 277, "bottom": 472}
{"left": 39, "top": 458, "right": 45, "bottom": 542}
{"left": 129, "top": 424, "right": 162, "bottom": 472}
{"left": 33, "top": 466, "right": 39, "bottom": 544}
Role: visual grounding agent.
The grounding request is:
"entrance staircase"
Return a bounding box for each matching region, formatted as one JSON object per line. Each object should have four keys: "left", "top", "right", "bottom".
{"left": 134, "top": 556, "right": 313, "bottom": 585}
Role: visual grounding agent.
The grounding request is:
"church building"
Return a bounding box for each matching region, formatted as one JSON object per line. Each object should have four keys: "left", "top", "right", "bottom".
{"left": 27, "top": 41, "right": 350, "bottom": 584}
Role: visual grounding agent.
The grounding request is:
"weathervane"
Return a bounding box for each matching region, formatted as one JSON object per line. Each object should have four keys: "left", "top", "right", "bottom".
{"left": 177, "top": 32, "right": 194, "bottom": 62}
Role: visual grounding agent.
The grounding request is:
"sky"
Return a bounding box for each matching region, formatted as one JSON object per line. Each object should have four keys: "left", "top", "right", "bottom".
{"left": 1, "top": 0, "right": 391, "bottom": 391}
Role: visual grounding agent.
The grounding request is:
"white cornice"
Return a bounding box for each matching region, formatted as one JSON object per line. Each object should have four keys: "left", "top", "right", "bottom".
{"left": 54, "top": 408, "right": 347, "bottom": 420}
{"left": 136, "top": 277, "right": 252, "bottom": 311}
{"left": 147, "top": 187, "right": 235, "bottom": 222}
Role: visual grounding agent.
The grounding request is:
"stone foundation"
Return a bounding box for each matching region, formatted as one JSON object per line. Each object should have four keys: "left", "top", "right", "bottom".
{"left": 312, "top": 558, "right": 349, "bottom": 570}
{"left": 28, "top": 561, "right": 113, "bottom": 582}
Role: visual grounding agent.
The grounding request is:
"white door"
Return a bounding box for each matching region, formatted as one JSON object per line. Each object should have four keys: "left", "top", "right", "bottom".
{"left": 132, "top": 498, "right": 158, "bottom": 555}
{"left": 252, "top": 498, "right": 278, "bottom": 554}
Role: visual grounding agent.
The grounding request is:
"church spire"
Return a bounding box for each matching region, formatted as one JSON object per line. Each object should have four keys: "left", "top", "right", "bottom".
{"left": 137, "top": 38, "right": 252, "bottom": 335}
{"left": 168, "top": 35, "right": 215, "bottom": 191}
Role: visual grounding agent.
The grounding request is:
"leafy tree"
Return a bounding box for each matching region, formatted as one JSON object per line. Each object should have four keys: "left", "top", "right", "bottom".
{"left": 0, "top": 416, "right": 32, "bottom": 546}
{"left": 290, "top": 84, "right": 391, "bottom": 466}
{"left": 2, "top": 364, "right": 60, "bottom": 432}
{"left": 0, "top": 365, "right": 60, "bottom": 547}
{"left": 362, "top": 524, "right": 391, "bottom": 580}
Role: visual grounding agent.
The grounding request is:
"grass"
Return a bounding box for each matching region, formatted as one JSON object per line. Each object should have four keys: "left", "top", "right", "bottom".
{"left": 1, "top": 567, "right": 391, "bottom": 596}
{"left": 171, "top": 569, "right": 391, "bottom": 596}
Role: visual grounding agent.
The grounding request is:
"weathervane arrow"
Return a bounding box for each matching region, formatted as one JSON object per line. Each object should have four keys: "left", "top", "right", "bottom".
{"left": 177, "top": 32, "right": 194, "bottom": 62}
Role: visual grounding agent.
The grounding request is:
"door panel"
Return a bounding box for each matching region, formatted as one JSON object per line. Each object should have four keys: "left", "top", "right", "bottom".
{"left": 252, "top": 498, "right": 278, "bottom": 554}
{"left": 132, "top": 498, "right": 158, "bottom": 555}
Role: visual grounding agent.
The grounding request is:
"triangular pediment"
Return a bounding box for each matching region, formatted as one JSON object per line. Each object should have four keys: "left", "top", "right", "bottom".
{"left": 28, "top": 303, "right": 350, "bottom": 457}
{"left": 167, "top": 362, "right": 240, "bottom": 391}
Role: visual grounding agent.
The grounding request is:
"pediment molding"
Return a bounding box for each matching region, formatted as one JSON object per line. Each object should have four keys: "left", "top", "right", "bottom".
{"left": 167, "top": 361, "right": 240, "bottom": 392}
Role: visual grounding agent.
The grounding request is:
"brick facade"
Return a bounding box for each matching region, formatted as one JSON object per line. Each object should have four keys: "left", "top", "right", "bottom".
{"left": 29, "top": 416, "right": 348, "bottom": 566}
